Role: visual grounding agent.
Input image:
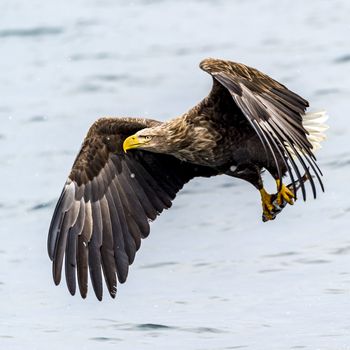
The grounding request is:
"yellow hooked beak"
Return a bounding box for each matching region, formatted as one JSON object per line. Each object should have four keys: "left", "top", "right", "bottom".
{"left": 123, "top": 134, "right": 141, "bottom": 153}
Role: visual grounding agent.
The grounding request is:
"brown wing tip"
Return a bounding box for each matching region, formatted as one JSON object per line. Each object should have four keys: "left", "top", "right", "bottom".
{"left": 68, "top": 286, "right": 76, "bottom": 296}
{"left": 199, "top": 57, "right": 242, "bottom": 76}
{"left": 199, "top": 57, "right": 221, "bottom": 72}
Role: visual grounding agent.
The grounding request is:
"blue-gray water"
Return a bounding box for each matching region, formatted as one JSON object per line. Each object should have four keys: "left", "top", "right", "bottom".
{"left": 1, "top": 0, "right": 350, "bottom": 349}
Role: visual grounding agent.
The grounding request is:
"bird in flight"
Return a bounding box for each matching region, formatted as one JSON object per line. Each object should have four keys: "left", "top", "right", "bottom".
{"left": 48, "top": 58, "right": 328, "bottom": 300}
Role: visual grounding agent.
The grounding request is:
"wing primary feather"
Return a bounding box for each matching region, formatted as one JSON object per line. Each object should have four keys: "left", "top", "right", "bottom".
{"left": 265, "top": 109, "right": 320, "bottom": 186}
{"left": 276, "top": 135, "right": 308, "bottom": 199}
{"left": 77, "top": 201, "right": 92, "bottom": 298}
{"left": 259, "top": 119, "right": 305, "bottom": 198}
{"left": 121, "top": 160, "right": 158, "bottom": 216}
{"left": 77, "top": 235, "right": 88, "bottom": 298}
{"left": 106, "top": 179, "right": 143, "bottom": 250}
{"left": 125, "top": 156, "right": 173, "bottom": 207}
{"left": 247, "top": 119, "right": 270, "bottom": 165}
{"left": 99, "top": 195, "right": 118, "bottom": 298}
{"left": 286, "top": 141, "right": 315, "bottom": 199}
{"left": 120, "top": 173, "right": 158, "bottom": 223}
{"left": 286, "top": 145, "right": 317, "bottom": 198}
{"left": 251, "top": 119, "right": 283, "bottom": 184}
{"left": 262, "top": 93, "right": 308, "bottom": 133}
{"left": 107, "top": 186, "right": 141, "bottom": 253}
{"left": 112, "top": 157, "right": 158, "bottom": 221}
{"left": 301, "top": 150, "right": 324, "bottom": 192}
{"left": 310, "top": 157, "right": 323, "bottom": 177}
{"left": 236, "top": 88, "right": 287, "bottom": 187}
{"left": 106, "top": 187, "right": 136, "bottom": 264}
{"left": 137, "top": 156, "right": 178, "bottom": 198}
{"left": 65, "top": 199, "right": 85, "bottom": 295}
{"left": 112, "top": 174, "right": 151, "bottom": 237}
{"left": 124, "top": 214, "right": 142, "bottom": 252}
{"left": 88, "top": 200, "right": 103, "bottom": 301}
{"left": 231, "top": 94, "right": 269, "bottom": 160}
{"left": 48, "top": 181, "right": 75, "bottom": 259}
{"left": 52, "top": 200, "right": 80, "bottom": 285}
{"left": 65, "top": 228, "right": 77, "bottom": 295}
{"left": 265, "top": 108, "right": 314, "bottom": 159}
{"left": 269, "top": 89, "right": 305, "bottom": 115}
{"left": 123, "top": 158, "right": 167, "bottom": 212}
{"left": 258, "top": 117, "right": 303, "bottom": 196}
{"left": 104, "top": 185, "right": 129, "bottom": 283}
{"left": 257, "top": 120, "right": 298, "bottom": 196}
{"left": 267, "top": 118, "right": 316, "bottom": 199}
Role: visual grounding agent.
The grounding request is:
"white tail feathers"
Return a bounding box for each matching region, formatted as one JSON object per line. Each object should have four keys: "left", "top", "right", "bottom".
{"left": 303, "top": 110, "right": 329, "bottom": 152}
{"left": 286, "top": 110, "right": 329, "bottom": 157}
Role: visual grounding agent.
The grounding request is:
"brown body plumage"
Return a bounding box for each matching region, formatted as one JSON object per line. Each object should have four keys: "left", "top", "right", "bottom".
{"left": 48, "top": 58, "right": 328, "bottom": 300}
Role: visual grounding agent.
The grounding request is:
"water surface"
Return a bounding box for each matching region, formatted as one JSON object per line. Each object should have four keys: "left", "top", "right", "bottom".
{"left": 1, "top": 1, "right": 350, "bottom": 349}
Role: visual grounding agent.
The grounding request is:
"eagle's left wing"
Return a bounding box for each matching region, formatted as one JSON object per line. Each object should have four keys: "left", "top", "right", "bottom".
{"left": 200, "top": 58, "right": 324, "bottom": 200}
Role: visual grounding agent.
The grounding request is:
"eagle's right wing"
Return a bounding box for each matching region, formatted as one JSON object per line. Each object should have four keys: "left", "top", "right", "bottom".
{"left": 48, "top": 117, "right": 216, "bottom": 300}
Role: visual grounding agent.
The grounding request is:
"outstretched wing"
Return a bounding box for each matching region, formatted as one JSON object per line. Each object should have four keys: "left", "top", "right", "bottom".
{"left": 48, "top": 117, "right": 216, "bottom": 300}
{"left": 200, "top": 58, "right": 323, "bottom": 200}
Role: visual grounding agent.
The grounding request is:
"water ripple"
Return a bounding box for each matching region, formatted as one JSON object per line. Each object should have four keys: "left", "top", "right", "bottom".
{"left": 27, "top": 115, "right": 48, "bottom": 123}
{"left": 263, "top": 251, "right": 299, "bottom": 258}
{"left": 295, "top": 258, "right": 331, "bottom": 265}
{"left": 258, "top": 268, "right": 284, "bottom": 273}
{"left": 92, "top": 74, "right": 130, "bottom": 82}
{"left": 0, "top": 26, "right": 64, "bottom": 38}
{"left": 330, "top": 245, "right": 350, "bottom": 255}
{"left": 324, "top": 158, "right": 350, "bottom": 168}
{"left": 90, "top": 336, "right": 122, "bottom": 342}
{"left": 135, "top": 323, "right": 172, "bottom": 331}
{"left": 70, "top": 52, "right": 115, "bottom": 61}
{"left": 314, "top": 88, "right": 340, "bottom": 96}
{"left": 140, "top": 261, "right": 177, "bottom": 269}
{"left": 334, "top": 54, "right": 350, "bottom": 64}
{"left": 29, "top": 200, "right": 55, "bottom": 211}
{"left": 324, "top": 288, "right": 346, "bottom": 295}
{"left": 98, "top": 321, "right": 226, "bottom": 334}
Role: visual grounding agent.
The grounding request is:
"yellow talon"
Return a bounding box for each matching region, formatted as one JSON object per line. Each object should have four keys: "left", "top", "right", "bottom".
{"left": 276, "top": 179, "right": 295, "bottom": 206}
{"left": 260, "top": 188, "right": 275, "bottom": 221}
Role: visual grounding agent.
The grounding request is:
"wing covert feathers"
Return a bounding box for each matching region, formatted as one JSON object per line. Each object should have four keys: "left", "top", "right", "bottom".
{"left": 200, "top": 58, "right": 327, "bottom": 199}
{"left": 48, "top": 117, "right": 216, "bottom": 300}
